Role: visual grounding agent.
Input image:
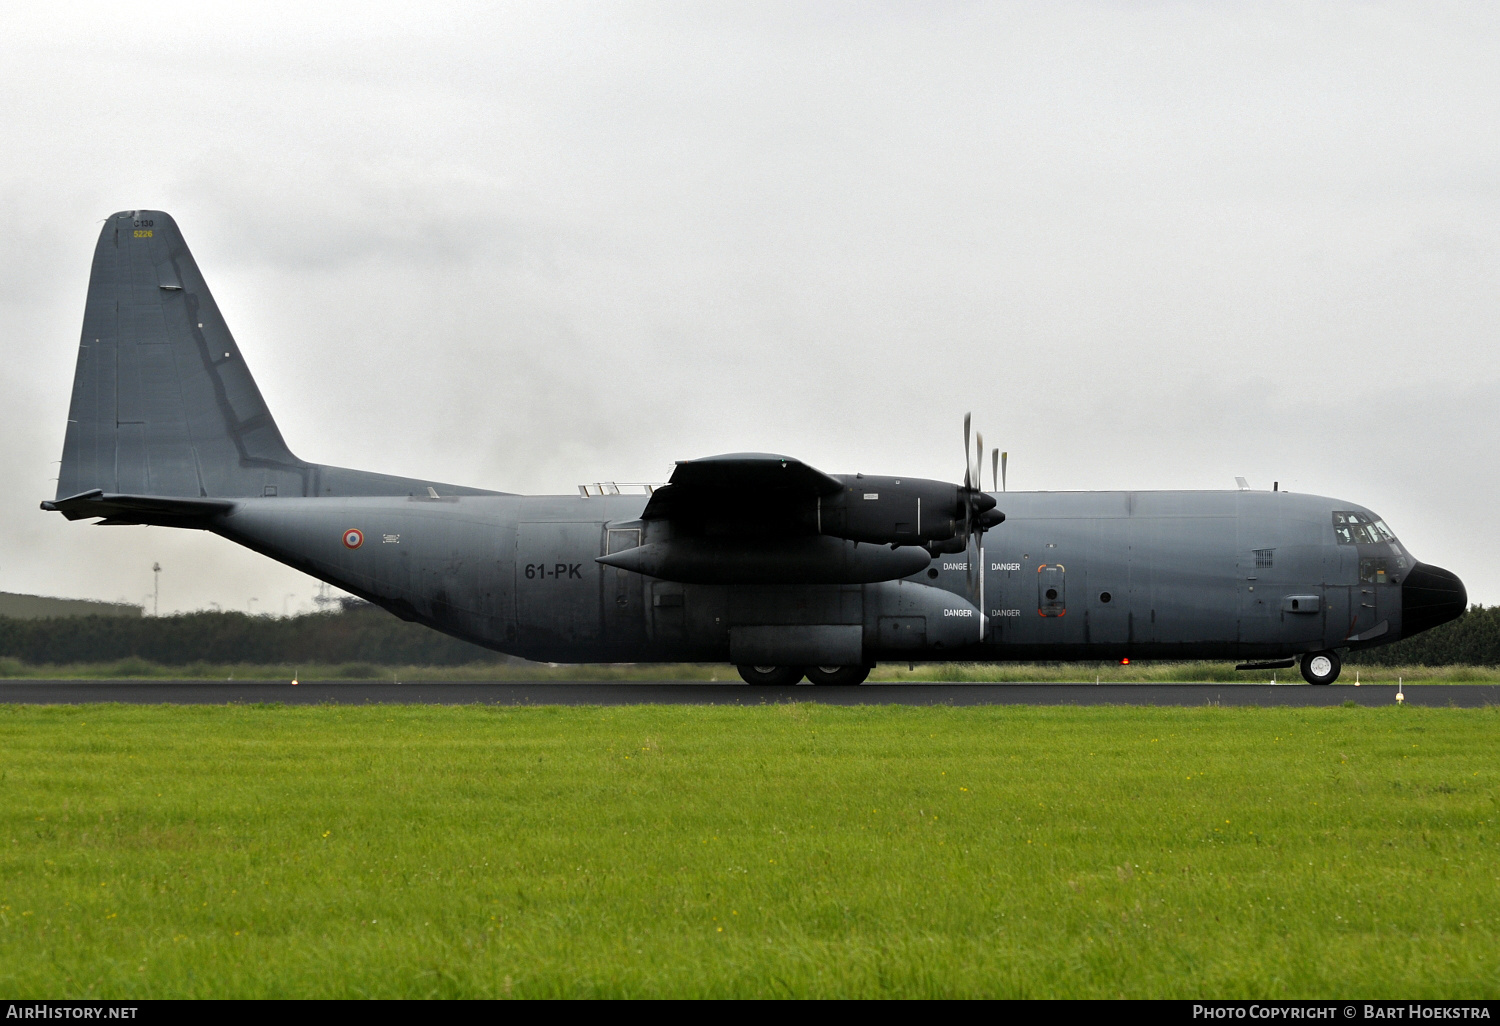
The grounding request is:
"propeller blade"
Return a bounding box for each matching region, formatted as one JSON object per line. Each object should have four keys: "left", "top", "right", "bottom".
{"left": 965, "top": 518, "right": 976, "bottom": 593}
{"left": 1001, "top": 451, "right": 1008, "bottom": 492}
{"left": 991, "top": 448, "right": 999, "bottom": 492}
{"left": 962, "top": 413, "right": 971, "bottom": 489}
{"left": 975, "top": 432, "right": 984, "bottom": 495}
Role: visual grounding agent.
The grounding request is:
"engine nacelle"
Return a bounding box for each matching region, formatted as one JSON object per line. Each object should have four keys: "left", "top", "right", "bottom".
{"left": 818, "top": 475, "right": 997, "bottom": 546}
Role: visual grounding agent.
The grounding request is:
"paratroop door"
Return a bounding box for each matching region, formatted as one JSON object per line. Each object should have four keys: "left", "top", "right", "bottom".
{"left": 604, "top": 527, "right": 644, "bottom": 642}
{"left": 1037, "top": 564, "right": 1066, "bottom": 617}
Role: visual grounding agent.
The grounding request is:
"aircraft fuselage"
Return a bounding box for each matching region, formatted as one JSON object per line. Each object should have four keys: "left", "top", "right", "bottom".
{"left": 48, "top": 211, "right": 1468, "bottom": 683}
{"left": 216, "top": 486, "right": 1437, "bottom": 665}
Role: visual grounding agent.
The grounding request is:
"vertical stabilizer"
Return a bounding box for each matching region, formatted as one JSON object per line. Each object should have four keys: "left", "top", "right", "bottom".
{"left": 58, "top": 210, "right": 307, "bottom": 500}
{"left": 55, "top": 210, "right": 504, "bottom": 503}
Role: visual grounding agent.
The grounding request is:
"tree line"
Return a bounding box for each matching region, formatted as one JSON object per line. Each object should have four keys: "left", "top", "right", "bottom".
{"left": 0, "top": 605, "right": 498, "bottom": 666}
{"left": 1344, "top": 604, "right": 1500, "bottom": 666}
{"left": 1, "top": 603, "right": 1497, "bottom": 667}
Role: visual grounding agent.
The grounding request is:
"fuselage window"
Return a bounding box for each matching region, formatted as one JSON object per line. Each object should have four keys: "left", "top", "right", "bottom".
{"left": 1332, "top": 511, "right": 1398, "bottom": 547}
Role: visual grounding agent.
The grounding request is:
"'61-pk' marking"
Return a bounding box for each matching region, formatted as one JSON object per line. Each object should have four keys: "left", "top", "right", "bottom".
{"left": 525, "top": 563, "right": 583, "bottom": 580}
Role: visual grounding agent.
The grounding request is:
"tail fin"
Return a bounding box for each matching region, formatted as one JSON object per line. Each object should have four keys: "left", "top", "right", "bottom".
{"left": 55, "top": 211, "right": 503, "bottom": 503}
{"left": 57, "top": 210, "right": 306, "bottom": 500}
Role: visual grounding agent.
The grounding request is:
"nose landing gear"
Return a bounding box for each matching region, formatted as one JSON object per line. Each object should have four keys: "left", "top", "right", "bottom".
{"left": 1300, "top": 650, "right": 1342, "bottom": 685}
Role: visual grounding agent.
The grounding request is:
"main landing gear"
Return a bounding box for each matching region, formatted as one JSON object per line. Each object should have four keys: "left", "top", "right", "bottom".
{"left": 736, "top": 665, "right": 804, "bottom": 686}
{"left": 1300, "top": 650, "right": 1342, "bottom": 685}
{"left": 804, "top": 665, "right": 871, "bottom": 686}
{"left": 736, "top": 665, "right": 871, "bottom": 686}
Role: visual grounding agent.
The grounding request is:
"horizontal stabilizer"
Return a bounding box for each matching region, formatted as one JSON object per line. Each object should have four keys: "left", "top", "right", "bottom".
{"left": 42, "top": 489, "right": 234, "bottom": 526}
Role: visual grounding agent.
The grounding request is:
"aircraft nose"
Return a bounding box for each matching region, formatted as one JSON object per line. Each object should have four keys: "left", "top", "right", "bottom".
{"left": 1401, "top": 562, "right": 1467, "bottom": 637}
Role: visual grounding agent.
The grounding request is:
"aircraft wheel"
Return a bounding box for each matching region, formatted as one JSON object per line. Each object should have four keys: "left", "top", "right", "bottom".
{"left": 737, "top": 665, "right": 805, "bottom": 686}
{"left": 1300, "top": 651, "right": 1341, "bottom": 685}
{"left": 804, "top": 665, "right": 870, "bottom": 686}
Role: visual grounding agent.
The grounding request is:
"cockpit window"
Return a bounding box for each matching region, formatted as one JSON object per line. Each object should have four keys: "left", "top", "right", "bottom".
{"left": 1332, "top": 510, "right": 1397, "bottom": 546}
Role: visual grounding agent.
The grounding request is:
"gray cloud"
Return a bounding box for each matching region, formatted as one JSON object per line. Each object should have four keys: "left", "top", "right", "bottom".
{"left": 2, "top": 1, "right": 1497, "bottom": 614}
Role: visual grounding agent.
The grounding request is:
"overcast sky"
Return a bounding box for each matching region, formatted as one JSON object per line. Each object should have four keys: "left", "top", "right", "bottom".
{"left": 2, "top": 1, "right": 1498, "bottom": 614}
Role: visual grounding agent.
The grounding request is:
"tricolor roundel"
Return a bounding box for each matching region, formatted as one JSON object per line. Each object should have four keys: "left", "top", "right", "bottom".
{"left": 343, "top": 528, "right": 364, "bottom": 549}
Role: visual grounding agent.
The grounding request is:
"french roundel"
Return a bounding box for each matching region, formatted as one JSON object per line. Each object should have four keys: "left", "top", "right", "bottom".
{"left": 343, "top": 529, "right": 364, "bottom": 549}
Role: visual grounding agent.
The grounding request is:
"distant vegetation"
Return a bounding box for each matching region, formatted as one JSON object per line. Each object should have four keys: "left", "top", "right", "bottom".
{"left": 0, "top": 591, "right": 141, "bottom": 620}
{"left": 0, "top": 603, "right": 497, "bottom": 667}
{"left": 0, "top": 602, "right": 1496, "bottom": 675}
{"left": 1345, "top": 604, "right": 1500, "bottom": 666}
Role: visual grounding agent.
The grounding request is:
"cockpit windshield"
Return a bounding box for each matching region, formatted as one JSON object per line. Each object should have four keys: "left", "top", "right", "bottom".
{"left": 1332, "top": 510, "right": 1398, "bottom": 546}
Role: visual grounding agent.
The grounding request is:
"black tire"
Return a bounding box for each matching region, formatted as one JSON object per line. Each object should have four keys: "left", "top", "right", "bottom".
{"left": 736, "top": 665, "right": 805, "bottom": 686}
{"left": 1300, "top": 650, "right": 1341, "bottom": 685}
{"left": 803, "top": 665, "right": 871, "bottom": 686}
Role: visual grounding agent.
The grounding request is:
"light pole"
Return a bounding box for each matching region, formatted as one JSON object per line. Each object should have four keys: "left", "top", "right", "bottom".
{"left": 248, "top": 597, "right": 258, "bottom": 615}
{"left": 152, "top": 562, "right": 161, "bottom": 616}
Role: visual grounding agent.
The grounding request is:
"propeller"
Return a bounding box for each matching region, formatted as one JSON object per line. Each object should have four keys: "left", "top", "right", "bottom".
{"left": 954, "top": 414, "right": 1005, "bottom": 634}
{"left": 924, "top": 413, "right": 1004, "bottom": 559}
{"left": 956, "top": 413, "right": 1001, "bottom": 537}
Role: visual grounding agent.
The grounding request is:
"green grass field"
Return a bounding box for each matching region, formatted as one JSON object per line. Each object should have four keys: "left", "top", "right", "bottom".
{"left": 1, "top": 703, "right": 1497, "bottom": 998}
{"left": 2, "top": 656, "right": 1497, "bottom": 683}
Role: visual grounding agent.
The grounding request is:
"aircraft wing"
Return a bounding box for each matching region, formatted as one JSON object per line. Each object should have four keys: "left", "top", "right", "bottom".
{"left": 640, "top": 453, "right": 842, "bottom": 523}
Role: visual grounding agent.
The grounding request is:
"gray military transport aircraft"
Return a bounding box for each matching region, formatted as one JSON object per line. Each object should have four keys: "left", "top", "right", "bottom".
{"left": 44, "top": 211, "right": 1467, "bottom": 685}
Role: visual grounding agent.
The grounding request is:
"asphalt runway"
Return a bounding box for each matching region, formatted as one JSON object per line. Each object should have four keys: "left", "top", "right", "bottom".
{"left": 1, "top": 680, "right": 1496, "bottom": 707}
